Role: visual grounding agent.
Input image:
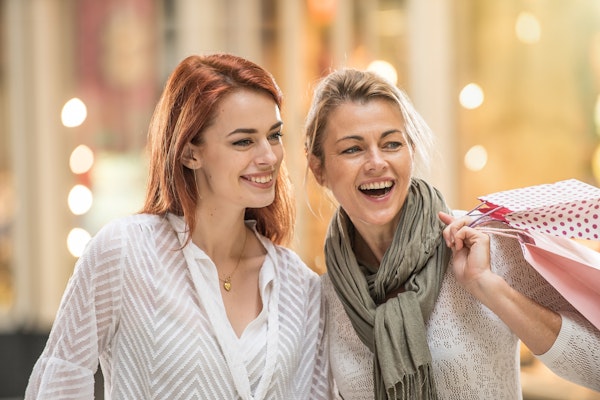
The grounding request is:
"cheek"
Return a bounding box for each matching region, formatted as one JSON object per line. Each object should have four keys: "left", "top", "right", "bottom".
{"left": 272, "top": 145, "right": 284, "bottom": 166}
{"left": 323, "top": 161, "right": 354, "bottom": 190}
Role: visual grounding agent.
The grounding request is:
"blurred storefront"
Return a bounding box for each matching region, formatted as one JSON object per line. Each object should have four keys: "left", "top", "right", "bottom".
{"left": 1, "top": 0, "right": 599, "bottom": 398}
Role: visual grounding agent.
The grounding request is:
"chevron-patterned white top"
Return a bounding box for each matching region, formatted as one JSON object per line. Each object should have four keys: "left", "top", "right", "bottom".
{"left": 25, "top": 214, "right": 332, "bottom": 399}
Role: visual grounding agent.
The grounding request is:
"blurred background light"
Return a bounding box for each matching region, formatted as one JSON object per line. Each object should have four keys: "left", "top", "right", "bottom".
{"left": 367, "top": 60, "right": 398, "bottom": 85}
{"left": 61, "top": 97, "right": 87, "bottom": 128}
{"left": 307, "top": 0, "right": 337, "bottom": 24}
{"left": 464, "top": 145, "right": 488, "bottom": 171}
{"left": 68, "top": 184, "right": 93, "bottom": 215}
{"left": 66, "top": 228, "right": 91, "bottom": 257}
{"left": 459, "top": 83, "right": 485, "bottom": 109}
{"left": 515, "top": 12, "right": 542, "bottom": 44}
{"left": 69, "top": 144, "right": 95, "bottom": 175}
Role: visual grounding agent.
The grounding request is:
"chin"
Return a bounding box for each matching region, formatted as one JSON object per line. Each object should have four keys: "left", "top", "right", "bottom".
{"left": 250, "top": 196, "right": 276, "bottom": 209}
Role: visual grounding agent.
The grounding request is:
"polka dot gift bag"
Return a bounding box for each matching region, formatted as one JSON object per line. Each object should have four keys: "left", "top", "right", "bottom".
{"left": 469, "top": 179, "right": 600, "bottom": 330}
{"left": 473, "top": 178, "right": 600, "bottom": 240}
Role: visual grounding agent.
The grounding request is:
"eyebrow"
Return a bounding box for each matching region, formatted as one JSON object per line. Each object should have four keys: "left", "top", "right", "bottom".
{"left": 334, "top": 128, "right": 403, "bottom": 144}
{"left": 227, "top": 121, "right": 283, "bottom": 136}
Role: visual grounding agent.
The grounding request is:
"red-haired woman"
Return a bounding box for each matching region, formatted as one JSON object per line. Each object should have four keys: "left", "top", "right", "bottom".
{"left": 26, "top": 54, "right": 331, "bottom": 399}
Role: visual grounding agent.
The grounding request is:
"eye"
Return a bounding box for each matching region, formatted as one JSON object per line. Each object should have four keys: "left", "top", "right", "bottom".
{"left": 384, "top": 141, "right": 404, "bottom": 150}
{"left": 268, "top": 131, "right": 283, "bottom": 143}
{"left": 341, "top": 145, "right": 361, "bottom": 155}
{"left": 233, "top": 138, "right": 253, "bottom": 147}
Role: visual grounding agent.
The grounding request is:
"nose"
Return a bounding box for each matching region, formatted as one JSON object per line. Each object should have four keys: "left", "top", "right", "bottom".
{"left": 365, "top": 148, "right": 386, "bottom": 172}
{"left": 255, "top": 139, "right": 279, "bottom": 166}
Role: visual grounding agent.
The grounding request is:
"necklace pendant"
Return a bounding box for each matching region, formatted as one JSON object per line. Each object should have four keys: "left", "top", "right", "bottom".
{"left": 223, "top": 279, "right": 232, "bottom": 291}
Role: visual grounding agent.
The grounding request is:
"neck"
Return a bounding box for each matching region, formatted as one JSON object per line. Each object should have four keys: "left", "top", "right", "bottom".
{"left": 353, "top": 229, "right": 393, "bottom": 270}
{"left": 350, "top": 215, "right": 401, "bottom": 267}
{"left": 191, "top": 207, "right": 247, "bottom": 260}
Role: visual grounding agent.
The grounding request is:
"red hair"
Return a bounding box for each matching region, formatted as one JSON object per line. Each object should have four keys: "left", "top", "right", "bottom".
{"left": 140, "top": 54, "right": 295, "bottom": 245}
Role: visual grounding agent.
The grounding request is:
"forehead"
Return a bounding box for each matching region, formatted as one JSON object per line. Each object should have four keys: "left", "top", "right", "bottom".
{"left": 211, "top": 89, "right": 280, "bottom": 125}
{"left": 325, "top": 99, "right": 405, "bottom": 137}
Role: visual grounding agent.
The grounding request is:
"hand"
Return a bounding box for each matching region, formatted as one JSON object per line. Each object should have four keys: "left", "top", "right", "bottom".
{"left": 438, "top": 212, "right": 562, "bottom": 355}
{"left": 438, "top": 212, "right": 495, "bottom": 296}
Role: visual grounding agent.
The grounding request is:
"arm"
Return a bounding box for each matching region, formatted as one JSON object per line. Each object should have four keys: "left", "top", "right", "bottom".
{"left": 309, "top": 285, "right": 336, "bottom": 400}
{"left": 290, "top": 259, "right": 335, "bottom": 400}
{"left": 440, "top": 211, "right": 600, "bottom": 390}
{"left": 438, "top": 212, "right": 561, "bottom": 355}
{"left": 25, "top": 221, "right": 123, "bottom": 399}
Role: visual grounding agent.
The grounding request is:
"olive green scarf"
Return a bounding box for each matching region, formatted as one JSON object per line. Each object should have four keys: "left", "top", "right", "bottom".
{"left": 324, "top": 178, "right": 451, "bottom": 399}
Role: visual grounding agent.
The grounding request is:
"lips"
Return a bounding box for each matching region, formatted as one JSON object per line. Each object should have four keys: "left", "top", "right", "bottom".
{"left": 244, "top": 173, "right": 274, "bottom": 184}
{"left": 358, "top": 180, "right": 394, "bottom": 197}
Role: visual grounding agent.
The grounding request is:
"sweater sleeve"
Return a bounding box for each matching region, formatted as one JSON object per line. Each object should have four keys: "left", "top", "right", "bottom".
{"left": 24, "top": 220, "right": 124, "bottom": 399}
{"left": 536, "top": 311, "right": 600, "bottom": 391}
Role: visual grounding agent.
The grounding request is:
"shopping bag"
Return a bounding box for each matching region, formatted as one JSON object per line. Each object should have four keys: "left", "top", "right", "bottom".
{"left": 479, "top": 227, "right": 600, "bottom": 331}
{"left": 471, "top": 179, "right": 600, "bottom": 241}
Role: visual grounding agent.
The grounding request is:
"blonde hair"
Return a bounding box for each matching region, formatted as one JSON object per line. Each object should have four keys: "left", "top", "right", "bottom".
{"left": 304, "top": 68, "right": 434, "bottom": 178}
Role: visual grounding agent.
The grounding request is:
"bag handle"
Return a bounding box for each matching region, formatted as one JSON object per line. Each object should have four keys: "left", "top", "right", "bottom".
{"left": 475, "top": 226, "right": 536, "bottom": 244}
{"left": 466, "top": 203, "right": 503, "bottom": 228}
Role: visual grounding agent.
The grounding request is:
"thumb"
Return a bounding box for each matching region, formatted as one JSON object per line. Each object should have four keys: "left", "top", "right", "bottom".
{"left": 438, "top": 211, "right": 454, "bottom": 225}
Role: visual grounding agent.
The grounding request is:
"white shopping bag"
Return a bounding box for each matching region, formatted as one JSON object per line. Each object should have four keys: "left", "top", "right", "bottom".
{"left": 472, "top": 179, "right": 600, "bottom": 241}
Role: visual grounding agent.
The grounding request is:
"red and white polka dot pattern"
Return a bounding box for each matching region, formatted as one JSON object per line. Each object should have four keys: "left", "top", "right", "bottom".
{"left": 478, "top": 179, "right": 600, "bottom": 240}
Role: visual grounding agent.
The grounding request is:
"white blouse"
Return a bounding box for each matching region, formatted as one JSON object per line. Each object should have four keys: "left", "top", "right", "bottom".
{"left": 25, "top": 213, "right": 331, "bottom": 400}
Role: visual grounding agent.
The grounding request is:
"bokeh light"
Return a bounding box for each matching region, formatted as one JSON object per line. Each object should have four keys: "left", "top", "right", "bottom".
{"left": 367, "top": 60, "right": 398, "bottom": 85}
{"left": 67, "top": 227, "right": 91, "bottom": 257}
{"left": 464, "top": 145, "right": 488, "bottom": 171}
{"left": 69, "top": 144, "right": 94, "bottom": 174}
{"left": 61, "top": 97, "right": 87, "bottom": 128}
{"left": 459, "top": 83, "right": 485, "bottom": 109}
{"left": 515, "top": 12, "right": 541, "bottom": 44}
{"left": 68, "top": 184, "right": 93, "bottom": 215}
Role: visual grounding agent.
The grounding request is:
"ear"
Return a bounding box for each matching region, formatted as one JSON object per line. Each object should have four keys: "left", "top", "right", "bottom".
{"left": 308, "top": 154, "right": 326, "bottom": 186}
{"left": 181, "top": 144, "right": 201, "bottom": 170}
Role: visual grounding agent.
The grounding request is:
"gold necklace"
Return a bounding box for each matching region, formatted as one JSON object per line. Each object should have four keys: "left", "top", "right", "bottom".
{"left": 218, "top": 229, "right": 247, "bottom": 292}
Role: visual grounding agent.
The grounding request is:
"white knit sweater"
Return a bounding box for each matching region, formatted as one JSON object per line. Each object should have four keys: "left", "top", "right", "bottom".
{"left": 323, "top": 229, "right": 600, "bottom": 399}
{"left": 25, "top": 214, "right": 331, "bottom": 400}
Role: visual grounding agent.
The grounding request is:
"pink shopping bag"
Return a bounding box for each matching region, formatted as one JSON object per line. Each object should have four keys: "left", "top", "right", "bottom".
{"left": 473, "top": 179, "right": 600, "bottom": 241}
{"left": 480, "top": 227, "right": 600, "bottom": 331}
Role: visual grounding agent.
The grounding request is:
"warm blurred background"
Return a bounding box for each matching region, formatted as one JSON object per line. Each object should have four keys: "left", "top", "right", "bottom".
{"left": 1, "top": 0, "right": 599, "bottom": 399}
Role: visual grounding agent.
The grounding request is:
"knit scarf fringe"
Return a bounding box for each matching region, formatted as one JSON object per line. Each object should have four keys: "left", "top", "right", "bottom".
{"left": 376, "top": 364, "right": 438, "bottom": 400}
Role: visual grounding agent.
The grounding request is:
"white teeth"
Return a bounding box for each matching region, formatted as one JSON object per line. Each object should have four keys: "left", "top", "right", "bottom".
{"left": 249, "top": 174, "right": 273, "bottom": 184}
{"left": 359, "top": 181, "right": 393, "bottom": 190}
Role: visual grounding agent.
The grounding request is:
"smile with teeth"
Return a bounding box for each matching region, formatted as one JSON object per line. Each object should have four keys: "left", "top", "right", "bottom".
{"left": 358, "top": 180, "right": 394, "bottom": 196}
{"left": 246, "top": 173, "right": 274, "bottom": 184}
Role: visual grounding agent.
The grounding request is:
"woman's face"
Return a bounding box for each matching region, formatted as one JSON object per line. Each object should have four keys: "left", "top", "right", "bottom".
{"left": 311, "top": 99, "right": 414, "bottom": 232}
{"left": 192, "top": 89, "right": 284, "bottom": 211}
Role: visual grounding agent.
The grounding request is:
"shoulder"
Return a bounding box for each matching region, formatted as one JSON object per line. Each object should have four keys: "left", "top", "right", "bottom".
{"left": 95, "top": 213, "right": 169, "bottom": 237}
{"left": 320, "top": 272, "right": 337, "bottom": 303}
{"left": 271, "top": 242, "right": 319, "bottom": 280}
{"left": 86, "top": 213, "right": 172, "bottom": 252}
{"left": 246, "top": 221, "right": 318, "bottom": 279}
{"left": 258, "top": 237, "right": 321, "bottom": 293}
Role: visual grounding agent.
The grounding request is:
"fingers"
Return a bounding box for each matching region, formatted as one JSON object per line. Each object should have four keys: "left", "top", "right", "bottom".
{"left": 439, "top": 212, "right": 475, "bottom": 249}
{"left": 438, "top": 211, "right": 454, "bottom": 225}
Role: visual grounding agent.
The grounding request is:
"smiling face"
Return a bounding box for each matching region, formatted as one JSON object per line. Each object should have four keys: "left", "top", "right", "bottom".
{"left": 310, "top": 99, "right": 414, "bottom": 234}
{"left": 190, "top": 89, "right": 284, "bottom": 212}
